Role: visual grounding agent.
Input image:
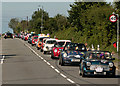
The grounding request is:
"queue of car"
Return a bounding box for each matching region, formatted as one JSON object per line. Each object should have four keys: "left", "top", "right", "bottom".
{"left": 12, "top": 32, "right": 116, "bottom": 77}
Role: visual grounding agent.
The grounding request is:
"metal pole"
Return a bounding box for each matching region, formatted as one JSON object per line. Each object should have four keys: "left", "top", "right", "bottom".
{"left": 117, "top": 14, "right": 119, "bottom": 53}
{"left": 41, "top": 6, "right": 43, "bottom": 34}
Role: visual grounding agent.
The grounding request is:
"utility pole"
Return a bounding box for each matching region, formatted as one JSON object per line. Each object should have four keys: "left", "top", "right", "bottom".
{"left": 41, "top": 6, "right": 43, "bottom": 34}
{"left": 116, "top": 14, "right": 119, "bottom": 53}
{"left": 27, "top": 16, "right": 28, "bottom": 26}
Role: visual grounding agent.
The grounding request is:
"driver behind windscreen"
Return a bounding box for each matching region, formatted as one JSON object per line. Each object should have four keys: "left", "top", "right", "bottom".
{"left": 100, "top": 53, "right": 105, "bottom": 59}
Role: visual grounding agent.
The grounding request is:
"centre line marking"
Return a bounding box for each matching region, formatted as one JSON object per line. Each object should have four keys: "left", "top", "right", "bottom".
{"left": 1, "top": 55, "right": 5, "bottom": 64}
{"left": 19, "top": 39, "right": 76, "bottom": 84}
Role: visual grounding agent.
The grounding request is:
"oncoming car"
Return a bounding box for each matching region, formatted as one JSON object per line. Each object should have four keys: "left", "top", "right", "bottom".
{"left": 79, "top": 51, "right": 116, "bottom": 77}
{"left": 59, "top": 43, "right": 87, "bottom": 66}
{"left": 43, "top": 38, "right": 57, "bottom": 54}
{"left": 4, "top": 33, "right": 13, "bottom": 39}
{"left": 51, "top": 40, "right": 71, "bottom": 59}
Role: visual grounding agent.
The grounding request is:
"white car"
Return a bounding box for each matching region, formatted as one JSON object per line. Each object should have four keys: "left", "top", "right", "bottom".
{"left": 43, "top": 38, "right": 57, "bottom": 54}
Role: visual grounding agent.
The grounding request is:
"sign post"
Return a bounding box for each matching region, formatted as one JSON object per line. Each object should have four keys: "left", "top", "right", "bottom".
{"left": 109, "top": 13, "right": 119, "bottom": 53}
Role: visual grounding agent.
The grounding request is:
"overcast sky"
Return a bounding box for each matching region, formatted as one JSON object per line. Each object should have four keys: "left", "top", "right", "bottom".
{"left": 1, "top": 0, "right": 114, "bottom": 33}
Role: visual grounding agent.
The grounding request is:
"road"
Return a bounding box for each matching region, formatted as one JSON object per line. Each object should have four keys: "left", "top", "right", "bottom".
{"left": 2, "top": 38, "right": 120, "bottom": 86}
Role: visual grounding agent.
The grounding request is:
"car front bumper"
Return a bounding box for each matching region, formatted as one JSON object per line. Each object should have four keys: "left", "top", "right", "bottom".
{"left": 83, "top": 69, "right": 115, "bottom": 76}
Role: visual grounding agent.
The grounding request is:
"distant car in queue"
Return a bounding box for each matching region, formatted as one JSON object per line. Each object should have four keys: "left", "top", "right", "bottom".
{"left": 79, "top": 51, "right": 116, "bottom": 77}
{"left": 4, "top": 32, "right": 13, "bottom": 39}
{"left": 36, "top": 36, "right": 50, "bottom": 50}
{"left": 51, "top": 40, "right": 71, "bottom": 59}
{"left": 43, "top": 38, "right": 57, "bottom": 54}
{"left": 59, "top": 43, "right": 87, "bottom": 66}
{"left": 31, "top": 36, "right": 38, "bottom": 46}
{"left": 40, "top": 38, "right": 50, "bottom": 52}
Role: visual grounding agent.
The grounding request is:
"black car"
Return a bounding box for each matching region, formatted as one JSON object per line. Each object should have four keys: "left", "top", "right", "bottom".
{"left": 59, "top": 43, "right": 87, "bottom": 66}
{"left": 4, "top": 33, "right": 13, "bottom": 39}
{"left": 79, "top": 51, "right": 116, "bottom": 77}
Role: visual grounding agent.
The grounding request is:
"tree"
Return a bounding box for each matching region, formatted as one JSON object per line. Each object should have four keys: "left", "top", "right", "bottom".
{"left": 8, "top": 18, "right": 19, "bottom": 33}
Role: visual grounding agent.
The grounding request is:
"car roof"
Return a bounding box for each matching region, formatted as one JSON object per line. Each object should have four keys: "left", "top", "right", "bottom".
{"left": 38, "top": 36, "right": 49, "bottom": 38}
{"left": 46, "top": 38, "right": 57, "bottom": 41}
{"left": 86, "top": 50, "right": 111, "bottom": 53}
{"left": 56, "top": 40, "right": 71, "bottom": 42}
{"left": 71, "top": 43, "right": 85, "bottom": 45}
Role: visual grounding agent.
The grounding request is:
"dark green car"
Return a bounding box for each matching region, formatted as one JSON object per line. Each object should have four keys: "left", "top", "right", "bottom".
{"left": 79, "top": 51, "right": 116, "bottom": 77}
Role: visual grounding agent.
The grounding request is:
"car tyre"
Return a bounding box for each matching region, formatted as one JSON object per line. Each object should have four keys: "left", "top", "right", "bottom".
{"left": 82, "top": 68, "right": 86, "bottom": 77}
{"left": 41, "top": 49, "right": 43, "bottom": 52}
{"left": 43, "top": 51, "right": 46, "bottom": 54}
{"left": 37, "top": 47, "right": 40, "bottom": 50}
{"left": 61, "top": 59, "right": 65, "bottom": 66}
{"left": 79, "top": 70, "right": 82, "bottom": 76}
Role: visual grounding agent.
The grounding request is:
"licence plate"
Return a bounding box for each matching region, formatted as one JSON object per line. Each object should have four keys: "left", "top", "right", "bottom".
{"left": 94, "top": 72, "right": 106, "bottom": 75}
{"left": 71, "top": 59, "right": 80, "bottom": 62}
{"left": 95, "top": 66, "right": 103, "bottom": 72}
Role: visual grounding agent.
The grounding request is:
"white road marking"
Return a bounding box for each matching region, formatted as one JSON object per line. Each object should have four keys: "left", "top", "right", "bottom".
{"left": 67, "top": 78, "right": 75, "bottom": 84}
{"left": 50, "top": 65, "right": 55, "bottom": 69}
{"left": 1, "top": 55, "right": 5, "bottom": 64}
{"left": 54, "top": 69, "right": 60, "bottom": 73}
{"left": 43, "top": 59, "right": 47, "bottom": 62}
{"left": 19, "top": 39, "right": 76, "bottom": 84}
{"left": 60, "top": 73, "right": 67, "bottom": 78}
{"left": 46, "top": 62, "right": 51, "bottom": 65}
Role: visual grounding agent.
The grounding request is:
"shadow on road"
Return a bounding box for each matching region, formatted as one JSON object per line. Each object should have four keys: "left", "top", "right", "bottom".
{"left": 0, "top": 54, "right": 17, "bottom": 59}
{"left": 83, "top": 74, "right": 120, "bottom": 78}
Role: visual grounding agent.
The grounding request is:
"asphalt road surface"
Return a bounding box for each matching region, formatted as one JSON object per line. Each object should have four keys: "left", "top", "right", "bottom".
{"left": 2, "top": 38, "right": 120, "bottom": 86}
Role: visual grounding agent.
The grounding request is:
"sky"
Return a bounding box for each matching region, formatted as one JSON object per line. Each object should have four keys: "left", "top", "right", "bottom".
{"left": 2, "top": 2, "right": 73, "bottom": 33}
{"left": 1, "top": 0, "right": 114, "bottom": 34}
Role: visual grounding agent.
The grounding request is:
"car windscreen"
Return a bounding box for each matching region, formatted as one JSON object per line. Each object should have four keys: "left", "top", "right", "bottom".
{"left": 85, "top": 52, "right": 112, "bottom": 60}
{"left": 66, "top": 42, "right": 71, "bottom": 46}
{"left": 69, "top": 44, "right": 86, "bottom": 51}
{"left": 34, "top": 37, "right": 38, "bottom": 39}
{"left": 40, "top": 37, "right": 49, "bottom": 42}
{"left": 55, "top": 42, "right": 65, "bottom": 47}
{"left": 46, "top": 40, "right": 56, "bottom": 44}
{"left": 7, "top": 33, "right": 12, "bottom": 35}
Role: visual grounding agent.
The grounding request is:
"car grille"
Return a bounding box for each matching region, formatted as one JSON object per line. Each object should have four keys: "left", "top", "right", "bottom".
{"left": 90, "top": 65, "right": 110, "bottom": 71}
{"left": 68, "top": 55, "right": 80, "bottom": 59}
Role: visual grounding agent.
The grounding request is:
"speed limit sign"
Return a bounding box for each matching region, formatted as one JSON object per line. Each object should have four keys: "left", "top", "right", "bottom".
{"left": 109, "top": 14, "right": 117, "bottom": 22}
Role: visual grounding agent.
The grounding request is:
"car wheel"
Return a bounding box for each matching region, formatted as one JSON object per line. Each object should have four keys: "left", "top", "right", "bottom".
{"left": 37, "top": 47, "right": 39, "bottom": 50}
{"left": 61, "top": 59, "right": 65, "bottom": 66}
{"left": 111, "top": 70, "right": 116, "bottom": 77}
{"left": 59, "top": 59, "right": 61, "bottom": 65}
{"left": 32, "top": 44, "right": 34, "bottom": 46}
{"left": 43, "top": 51, "right": 46, "bottom": 54}
{"left": 79, "top": 70, "right": 82, "bottom": 76}
{"left": 51, "top": 55, "right": 54, "bottom": 59}
{"left": 82, "top": 68, "right": 85, "bottom": 77}
{"left": 41, "top": 49, "right": 43, "bottom": 52}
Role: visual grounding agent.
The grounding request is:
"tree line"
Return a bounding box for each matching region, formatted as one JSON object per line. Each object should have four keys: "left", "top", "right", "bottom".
{"left": 8, "top": 2, "right": 120, "bottom": 52}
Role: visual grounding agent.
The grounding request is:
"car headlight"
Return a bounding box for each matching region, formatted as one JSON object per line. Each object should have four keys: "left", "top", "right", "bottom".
{"left": 109, "top": 63, "right": 113, "bottom": 67}
{"left": 63, "top": 53, "right": 67, "bottom": 57}
{"left": 54, "top": 49, "right": 57, "bottom": 52}
{"left": 86, "top": 62, "right": 91, "bottom": 66}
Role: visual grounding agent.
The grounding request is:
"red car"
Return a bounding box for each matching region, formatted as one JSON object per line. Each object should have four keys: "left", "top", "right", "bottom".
{"left": 31, "top": 36, "right": 38, "bottom": 46}
{"left": 51, "top": 40, "right": 71, "bottom": 59}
